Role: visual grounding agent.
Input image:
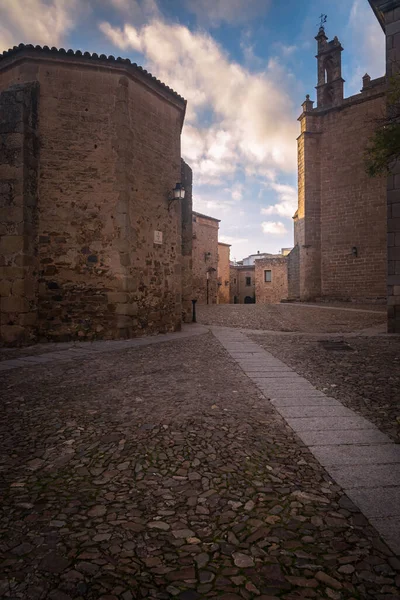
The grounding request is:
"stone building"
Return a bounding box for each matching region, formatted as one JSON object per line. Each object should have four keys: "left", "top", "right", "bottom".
{"left": 230, "top": 265, "right": 256, "bottom": 304}
{"left": 0, "top": 44, "right": 191, "bottom": 344}
{"left": 192, "top": 211, "right": 219, "bottom": 304}
{"left": 217, "top": 242, "right": 230, "bottom": 304}
{"left": 255, "top": 256, "right": 288, "bottom": 304}
{"left": 290, "top": 25, "right": 387, "bottom": 303}
{"left": 368, "top": 0, "right": 400, "bottom": 333}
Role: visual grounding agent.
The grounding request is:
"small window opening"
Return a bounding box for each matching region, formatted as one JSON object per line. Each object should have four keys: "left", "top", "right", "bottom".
{"left": 264, "top": 270, "right": 272, "bottom": 282}
{"left": 246, "top": 276, "right": 251, "bottom": 286}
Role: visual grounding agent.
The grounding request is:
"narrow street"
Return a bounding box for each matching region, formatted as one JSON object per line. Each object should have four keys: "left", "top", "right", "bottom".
{"left": 0, "top": 305, "right": 399, "bottom": 599}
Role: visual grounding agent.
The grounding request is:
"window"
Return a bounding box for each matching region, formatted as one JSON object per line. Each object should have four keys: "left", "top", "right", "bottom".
{"left": 233, "top": 278, "right": 237, "bottom": 284}
{"left": 264, "top": 270, "right": 272, "bottom": 282}
{"left": 246, "top": 276, "right": 251, "bottom": 286}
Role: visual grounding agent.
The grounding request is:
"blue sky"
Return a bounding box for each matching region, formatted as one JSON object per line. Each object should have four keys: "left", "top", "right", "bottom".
{"left": 0, "top": 0, "right": 385, "bottom": 260}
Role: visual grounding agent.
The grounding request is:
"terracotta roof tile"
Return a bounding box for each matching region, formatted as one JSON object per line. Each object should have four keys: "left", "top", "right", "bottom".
{"left": 0, "top": 43, "right": 186, "bottom": 104}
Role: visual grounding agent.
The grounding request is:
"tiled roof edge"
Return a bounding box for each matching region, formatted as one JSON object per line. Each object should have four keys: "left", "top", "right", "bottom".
{"left": 0, "top": 43, "right": 186, "bottom": 104}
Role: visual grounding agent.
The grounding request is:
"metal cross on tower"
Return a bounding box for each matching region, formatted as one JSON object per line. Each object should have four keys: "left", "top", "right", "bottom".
{"left": 318, "top": 13, "right": 327, "bottom": 28}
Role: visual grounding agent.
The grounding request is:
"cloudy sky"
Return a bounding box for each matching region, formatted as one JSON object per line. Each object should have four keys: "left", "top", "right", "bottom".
{"left": 0, "top": 0, "right": 385, "bottom": 260}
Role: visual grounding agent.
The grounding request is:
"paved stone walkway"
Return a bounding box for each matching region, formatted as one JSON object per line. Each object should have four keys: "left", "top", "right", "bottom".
{"left": 1, "top": 327, "right": 400, "bottom": 599}
{"left": 197, "top": 304, "right": 387, "bottom": 334}
{"left": 213, "top": 327, "right": 400, "bottom": 557}
{"left": 0, "top": 325, "right": 209, "bottom": 372}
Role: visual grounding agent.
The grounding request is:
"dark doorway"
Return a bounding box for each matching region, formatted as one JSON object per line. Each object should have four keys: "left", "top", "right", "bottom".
{"left": 244, "top": 296, "right": 255, "bottom": 304}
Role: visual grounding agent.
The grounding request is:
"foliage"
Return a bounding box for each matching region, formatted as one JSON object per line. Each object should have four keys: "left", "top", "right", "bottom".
{"left": 365, "top": 72, "right": 400, "bottom": 177}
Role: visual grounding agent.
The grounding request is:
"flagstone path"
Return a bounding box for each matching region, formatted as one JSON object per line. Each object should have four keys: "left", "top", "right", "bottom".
{"left": 212, "top": 327, "right": 400, "bottom": 558}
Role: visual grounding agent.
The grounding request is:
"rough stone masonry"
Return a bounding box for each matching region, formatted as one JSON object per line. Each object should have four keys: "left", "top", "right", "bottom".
{"left": 0, "top": 45, "right": 192, "bottom": 345}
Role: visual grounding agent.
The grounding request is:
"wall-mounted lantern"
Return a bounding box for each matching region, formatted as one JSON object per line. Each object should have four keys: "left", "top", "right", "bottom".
{"left": 352, "top": 246, "right": 358, "bottom": 258}
{"left": 168, "top": 182, "right": 185, "bottom": 210}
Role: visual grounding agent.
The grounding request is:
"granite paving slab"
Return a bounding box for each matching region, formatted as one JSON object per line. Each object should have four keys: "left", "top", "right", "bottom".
{"left": 286, "top": 415, "right": 379, "bottom": 431}
{"left": 329, "top": 463, "right": 400, "bottom": 488}
{"left": 297, "top": 428, "right": 393, "bottom": 446}
{"left": 369, "top": 518, "right": 400, "bottom": 555}
{"left": 277, "top": 405, "right": 356, "bottom": 418}
{"left": 346, "top": 487, "right": 400, "bottom": 518}
{"left": 270, "top": 396, "right": 342, "bottom": 407}
{"left": 310, "top": 443, "right": 400, "bottom": 466}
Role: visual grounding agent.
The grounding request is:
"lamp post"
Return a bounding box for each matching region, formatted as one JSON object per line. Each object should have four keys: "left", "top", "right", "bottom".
{"left": 192, "top": 299, "right": 197, "bottom": 322}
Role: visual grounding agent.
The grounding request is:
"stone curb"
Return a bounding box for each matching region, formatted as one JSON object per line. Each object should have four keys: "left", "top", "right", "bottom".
{"left": 212, "top": 326, "right": 400, "bottom": 556}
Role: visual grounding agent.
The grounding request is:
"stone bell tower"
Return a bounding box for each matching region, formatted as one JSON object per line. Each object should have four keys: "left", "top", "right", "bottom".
{"left": 315, "top": 26, "right": 344, "bottom": 108}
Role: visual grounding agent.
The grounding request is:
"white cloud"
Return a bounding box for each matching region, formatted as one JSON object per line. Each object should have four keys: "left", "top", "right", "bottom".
{"left": 100, "top": 19, "right": 298, "bottom": 187}
{"left": 273, "top": 42, "right": 297, "bottom": 58}
{"left": 185, "top": 0, "right": 271, "bottom": 27}
{"left": 0, "top": 0, "right": 80, "bottom": 50}
{"left": 261, "top": 182, "right": 297, "bottom": 218}
{"left": 99, "top": 22, "right": 143, "bottom": 52}
{"left": 228, "top": 182, "right": 244, "bottom": 202}
{"left": 219, "top": 235, "right": 248, "bottom": 245}
{"left": 193, "top": 192, "right": 238, "bottom": 217}
{"left": 261, "top": 221, "right": 288, "bottom": 235}
{"left": 102, "top": 0, "right": 159, "bottom": 23}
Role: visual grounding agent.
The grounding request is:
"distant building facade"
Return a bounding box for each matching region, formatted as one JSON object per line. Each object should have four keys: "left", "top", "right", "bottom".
{"left": 192, "top": 211, "right": 219, "bottom": 304}
{"left": 289, "top": 25, "right": 387, "bottom": 303}
{"left": 230, "top": 265, "right": 256, "bottom": 303}
{"left": 255, "top": 257, "right": 288, "bottom": 304}
{"left": 0, "top": 45, "right": 191, "bottom": 344}
{"left": 217, "top": 242, "right": 231, "bottom": 304}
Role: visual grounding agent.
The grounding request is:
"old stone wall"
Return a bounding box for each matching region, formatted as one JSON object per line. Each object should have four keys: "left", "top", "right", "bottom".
{"left": 0, "top": 48, "right": 186, "bottom": 344}
{"left": 287, "top": 245, "right": 300, "bottom": 300}
{"left": 297, "top": 103, "right": 322, "bottom": 300}
{"left": 0, "top": 82, "right": 39, "bottom": 344}
{"left": 385, "top": 4, "right": 400, "bottom": 332}
{"left": 255, "top": 257, "right": 288, "bottom": 304}
{"left": 217, "top": 243, "right": 230, "bottom": 303}
{"left": 192, "top": 212, "right": 219, "bottom": 304}
{"left": 181, "top": 159, "right": 193, "bottom": 322}
{"left": 296, "top": 78, "right": 387, "bottom": 303}
{"left": 319, "top": 91, "right": 387, "bottom": 302}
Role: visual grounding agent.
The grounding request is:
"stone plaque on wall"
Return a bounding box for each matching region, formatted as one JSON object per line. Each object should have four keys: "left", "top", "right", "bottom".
{"left": 154, "top": 230, "right": 163, "bottom": 245}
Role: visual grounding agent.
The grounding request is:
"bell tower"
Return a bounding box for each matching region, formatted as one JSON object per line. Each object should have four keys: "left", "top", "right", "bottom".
{"left": 315, "top": 26, "right": 344, "bottom": 108}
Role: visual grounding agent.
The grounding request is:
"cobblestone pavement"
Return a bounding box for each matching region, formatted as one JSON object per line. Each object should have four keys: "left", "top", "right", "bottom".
{"left": 196, "top": 305, "right": 386, "bottom": 334}
{"left": 0, "top": 326, "right": 208, "bottom": 367}
{"left": 1, "top": 333, "right": 400, "bottom": 599}
{"left": 250, "top": 334, "right": 400, "bottom": 444}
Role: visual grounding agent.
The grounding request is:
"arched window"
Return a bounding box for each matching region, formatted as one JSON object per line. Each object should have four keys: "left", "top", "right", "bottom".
{"left": 324, "top": 56, "right": 334, "bottom": 84}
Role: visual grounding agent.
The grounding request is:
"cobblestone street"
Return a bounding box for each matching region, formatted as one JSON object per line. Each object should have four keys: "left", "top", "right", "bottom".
{"left": 1, "top": 306, "right": 400, "bottom": 599}
{"left": 196, "top": 304, "right": 386, "bottom": 334}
